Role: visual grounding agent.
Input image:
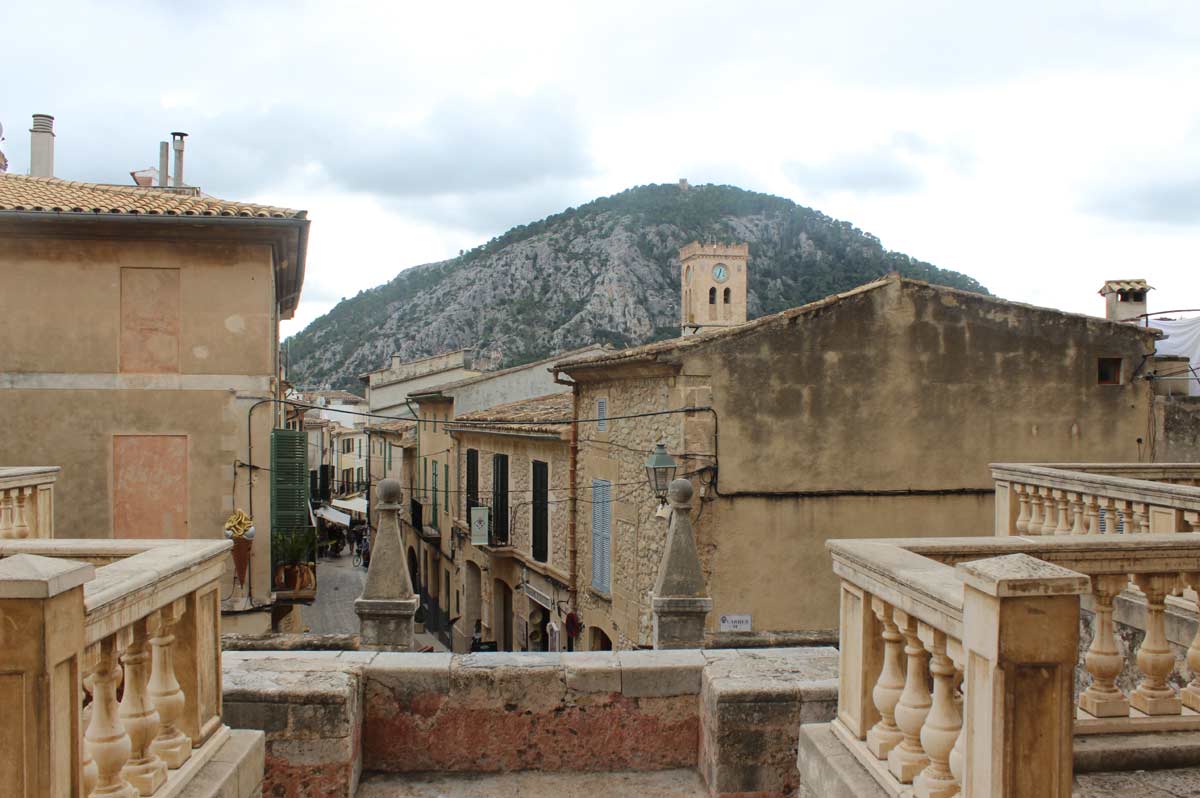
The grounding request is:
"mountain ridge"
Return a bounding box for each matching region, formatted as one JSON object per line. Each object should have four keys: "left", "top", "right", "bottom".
{"left": 287, "top": 183, "right": 988, "bottom": 391}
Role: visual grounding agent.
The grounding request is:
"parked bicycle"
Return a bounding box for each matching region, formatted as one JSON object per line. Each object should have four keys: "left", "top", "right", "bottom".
{"left": 351, "top": 525, "right": 371, "bottom": 568}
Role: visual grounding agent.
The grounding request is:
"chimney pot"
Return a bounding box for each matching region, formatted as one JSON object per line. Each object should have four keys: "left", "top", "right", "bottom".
{"left": 158, "top": 141, "right": 170, "bottom": 187}
{"left": 171, "top": 131, "right": 187, "bottom": 187}
{"left": 29, "top": 114, "right": 55, "bottom": 178}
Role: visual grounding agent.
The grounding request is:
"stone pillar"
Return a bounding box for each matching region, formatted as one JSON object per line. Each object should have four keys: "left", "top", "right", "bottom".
{"left": 956, "top": 553, "right": 1088, "bottom": 798}
{"left": 0, "top": 553, "right": 94, "bottom": 798}
{"left": 652, "top": 479, "right": 713, "bottom": 649}
{"left": 357, "top": 479, "right": 419, "bottom": 651}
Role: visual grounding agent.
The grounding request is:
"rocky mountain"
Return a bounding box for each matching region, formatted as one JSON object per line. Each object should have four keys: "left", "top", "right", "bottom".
{"left": 287, "top": 183, "right": 988, "bottom": 391}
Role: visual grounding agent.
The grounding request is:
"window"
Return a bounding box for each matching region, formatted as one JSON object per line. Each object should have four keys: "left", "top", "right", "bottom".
{"left": 1098, "top": 358, "right": 1123, "bottom": 385}
{"left": 356, "top": 466, "right": 364, "bottom": 487}
{"left": 532, "top": 461, "right": 549, "bottom": 563}
{"left": 432, "top": 460, "right": 439, "bottom": 526}
{"left": 708, "top": 286, "right": 716, "bottom": 304}
{"left": 493, "top": 453, "right": 510, "bottom": 544}
{"left": 596, "top": 398, "right": 608, "bottom": 432}
{"left": 723, "top": 287, "right": 731, "bottom": 304}
{"left": 423, "top": 458, "right": 428, "bottom": 497}
{"left": 444, "top": 463, "right": 449, "bottom": 515}
{"left": 357, "top": 438, "right": 361, "bottom": 457}
{"left": 466, "top": 449, "right": 479, "bottom": 513}
{"left": 591, "top": 479, "right": 611, "bottom": 593}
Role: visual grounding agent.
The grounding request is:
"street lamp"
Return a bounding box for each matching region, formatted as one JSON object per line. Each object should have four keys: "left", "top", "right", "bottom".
{"left": 643, "top": 442, "right": 678, "bottom": 504}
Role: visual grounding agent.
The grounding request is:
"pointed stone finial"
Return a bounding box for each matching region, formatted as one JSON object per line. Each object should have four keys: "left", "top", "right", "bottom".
{"left": 356, "top": 479, "right": 419, "bottom": 650}
{"left": 652, "top": 479, "right": 712, "bottom": 649}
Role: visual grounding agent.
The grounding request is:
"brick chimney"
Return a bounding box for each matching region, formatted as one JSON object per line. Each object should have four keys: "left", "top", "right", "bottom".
{"left": 1099, "top": 280, "right": 1152, "bottom": 323}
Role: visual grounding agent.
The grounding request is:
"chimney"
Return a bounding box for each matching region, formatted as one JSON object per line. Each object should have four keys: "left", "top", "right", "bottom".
{"left": 29, "top": 114, "right": 54, "bottom": 178}
{"left": 1099, "top": 279, "right": 1152, "bottom": 323}
{"left": 158, "top": 141, "right": 170, "bottom": 187}
{"left": 171, "top": 131, "right": 187, "bottom": 187}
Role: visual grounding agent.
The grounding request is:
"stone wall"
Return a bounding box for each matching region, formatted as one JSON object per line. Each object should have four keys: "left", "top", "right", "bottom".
{"left": 1157, "top": 396, "right": 1200, "bottom": 462}
{"left": 222, "top": 646, "right": 839, "bottom": 798}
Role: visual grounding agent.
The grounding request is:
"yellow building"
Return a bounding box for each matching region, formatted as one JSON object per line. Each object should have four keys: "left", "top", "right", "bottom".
{"left": 0, "top": 171, "right": 308, "bottom": 633}
{"left": 553, "top": 267, "right": 1161, "bottom": 649}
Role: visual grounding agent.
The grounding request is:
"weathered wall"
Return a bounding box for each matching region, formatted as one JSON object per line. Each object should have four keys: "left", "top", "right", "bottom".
{"left": 1157, "top": 396, "right": 1200, "bottom": 462}
{"left": 0, "top": 236, "right": 279, "bottom": 608}
{"left": 569, "top": 279, "right": 1159, "bottom": 643}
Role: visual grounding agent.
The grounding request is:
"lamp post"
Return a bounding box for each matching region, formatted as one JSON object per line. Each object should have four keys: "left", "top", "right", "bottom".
{"left": 644, "top": 442, "right": 678, "bottom": 504}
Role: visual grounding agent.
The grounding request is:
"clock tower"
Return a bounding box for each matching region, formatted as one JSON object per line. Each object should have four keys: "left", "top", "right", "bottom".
{"left": 680, "top": 241, "right": 749, "bottom": 335}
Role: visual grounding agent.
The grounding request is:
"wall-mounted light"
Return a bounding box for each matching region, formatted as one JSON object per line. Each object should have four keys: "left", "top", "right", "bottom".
{"left": 643, "top": 442, "right": 678, "bottom": 505}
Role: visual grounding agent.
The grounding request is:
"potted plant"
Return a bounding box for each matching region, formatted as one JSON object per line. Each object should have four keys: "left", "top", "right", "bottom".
{"left": 273, "top": 530, "right": 314, "bottom": 592}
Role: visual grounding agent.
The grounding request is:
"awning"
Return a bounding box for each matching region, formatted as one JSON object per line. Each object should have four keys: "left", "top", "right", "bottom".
{"left": 332, "top": 497, "right": 368, "bottom": 515}
{"left": 315, "top": 506, "right": 351, "bottom": 528}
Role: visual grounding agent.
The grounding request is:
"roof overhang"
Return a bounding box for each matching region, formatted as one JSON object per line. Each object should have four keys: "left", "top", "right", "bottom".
{"left": 0, "top": 210, "right": 310, "bottom": 320}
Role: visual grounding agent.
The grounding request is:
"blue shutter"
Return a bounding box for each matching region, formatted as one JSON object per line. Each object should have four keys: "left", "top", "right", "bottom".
{"left": 591, "top": 479, "right": 611, "bottom": 592}
{"left": 596, "top": 398, "right": 608, "bottom": 432}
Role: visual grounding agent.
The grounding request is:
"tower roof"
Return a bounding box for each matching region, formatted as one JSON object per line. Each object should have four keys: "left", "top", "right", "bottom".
{"left": 1099, "top": 279, "right": 1153, "bottom": 296}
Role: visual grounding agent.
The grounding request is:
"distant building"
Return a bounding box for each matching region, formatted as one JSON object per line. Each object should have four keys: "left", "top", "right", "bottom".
{"left": 361, "top": 349, "right": 482, "bottom": 418}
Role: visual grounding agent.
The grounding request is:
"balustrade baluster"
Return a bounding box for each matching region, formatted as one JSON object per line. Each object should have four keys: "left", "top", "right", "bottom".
{"left": 865, "top": 600, "right": 905, "bottom": 759}
{"left": 82, "top": 656, "right": 99, "bottom": 798}
{"left": 1131, "top": 574, "right": 1182, "bottom": 715}
{"left": 12, "top": 486, "right": 31, "bottom": 538}
{"left": 888, "top": 611, "right": 931, "bottom": 783}
{"left": 947, "top": 646, "right": 965, "bottom": 798}
{"left": 1014, "top": 484, "right": 1030, "bottom": 534}
{"left": 1079, "top": 574, "right": 1130, "bottom": 717}
{"left": 1120, "top": 500, "right": 1135, "bottom": 534}
{"left": 1053, "top": 489, "right": 1071, "bottom": 535}
{"left": 0, "top": 490, "right": 12, "bottom": 538}
{"left": 87, "top": 634, "right": 137, "bottom": 798}
{"left": 1101, "top": 497, "right": 1118, "bottom": 534}
{"left": 149, "top": 600, "right": 191, "bottom": 768}
{"left": 1132, "top": 503, "right": 1149, "bottom": 534}
{"left": 1182, "top": 572, "right": 1200, "bottom": 713}
{"left": 1040, "top": 488, "right": 1059, "bottom": 535}
{"left": 1075, "top": 492, "right": 1094, "bottom": 535}
{"left": 1027, "top": 487, "right": 1044, "bottom": 536}
{"left": 914, "top": 627, "right": 961, "bottom": 798}
{"left": 119, "top": 616, "right": 168, "bottom": 794}
{"left": 1084, "top": 494, "right": 1100, "bottom": 534}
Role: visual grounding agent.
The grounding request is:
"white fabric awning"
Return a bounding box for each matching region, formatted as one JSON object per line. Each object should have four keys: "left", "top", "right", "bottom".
{"left": 315, "top": 506, "right": 352, "bottom": 528}
{"left": 1154, "top": 317, "right": 1200, "bottom": 396}
{"left": 332, "top": 497, "right": 368, "bottom": 515}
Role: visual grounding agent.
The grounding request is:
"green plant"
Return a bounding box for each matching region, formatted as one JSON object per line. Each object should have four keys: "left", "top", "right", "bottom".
{"left": 273, "top": 528, "right": 315, "bottom": 565}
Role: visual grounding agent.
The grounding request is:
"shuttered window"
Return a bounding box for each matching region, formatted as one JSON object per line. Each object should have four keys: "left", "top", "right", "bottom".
{"left": 493, "top": 454, "right": 510, "bottom": 544}
{"left": 432, "top": 460, "right": 439, "bottom": 528}
{"left": 591, "top": 479, "right": 611, "bottom": 593}
{"left": 465, "top": 449, "right": 479, "bottom": 514}
{"left": 271, "top": 429, "right": 310, "bottom": 531}
{"left": 596, "top": 398, "right": 608, "bottom": 432}
{"left": 532, "top": 461, "right": 549, "bottom": 563}
{"left": 444, "top": 464, "right": 449, "bottom": 516}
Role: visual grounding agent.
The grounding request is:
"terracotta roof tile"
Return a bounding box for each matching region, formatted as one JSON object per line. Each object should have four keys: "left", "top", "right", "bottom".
{"left": 0, "top": 173, "right": 304, "bottom": 219}
{"left": 448, "top": 393, "right": 572, "bottom": 435}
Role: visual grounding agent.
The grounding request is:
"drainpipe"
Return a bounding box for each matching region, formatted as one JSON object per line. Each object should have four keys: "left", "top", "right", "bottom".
{"left": 553, "top": 370, "right": 579, "bottom": 620}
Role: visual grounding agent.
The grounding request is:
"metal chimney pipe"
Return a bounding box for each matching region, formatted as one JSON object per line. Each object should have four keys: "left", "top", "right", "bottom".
{"left": 171, "top": 131, "right": 187, "bottom": 187}
{"left": 29, "top": 114, "right": 55, "bottom": 178}
{"left": 158, "top": 142, "right": 169, "bottom": 187}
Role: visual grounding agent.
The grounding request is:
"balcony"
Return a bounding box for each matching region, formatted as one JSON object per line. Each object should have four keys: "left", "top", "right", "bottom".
{"left": 0, "top": 536, "right": 258, "bottom": 798}
{"left": 0, "top": 465, "right": 58, "bottom": 538}
{"left": 411, "top": 496, "right": 440, "bottom": 542}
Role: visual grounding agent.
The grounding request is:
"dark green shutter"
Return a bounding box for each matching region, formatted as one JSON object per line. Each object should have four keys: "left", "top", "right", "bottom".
{"left": 271, "top": 429, "right": 310, "bottom": 531}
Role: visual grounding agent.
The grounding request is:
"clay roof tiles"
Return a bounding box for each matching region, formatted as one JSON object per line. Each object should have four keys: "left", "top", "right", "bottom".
{"left": 0, "top": 173, "right": 304, "bottom": 219}
{"left": 447, "top": 392, "right": 572, "bottom": 436}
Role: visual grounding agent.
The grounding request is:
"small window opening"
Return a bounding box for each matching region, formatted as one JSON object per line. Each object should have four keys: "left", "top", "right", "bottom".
{"left": 708, "top": 287, "right": 716, "bottom": 304}
{"left": 722, "top": 287, "right": 731, "bottom": 304}
{"left": 1098, "top": 358, "right": 1123, "bottom": 385}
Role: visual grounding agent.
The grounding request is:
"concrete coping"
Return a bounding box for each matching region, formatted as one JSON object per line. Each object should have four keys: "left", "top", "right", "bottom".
{"left": 956, "top": 553, "right": 1091, "bottom": 598}
{"left": 0, "top": 553, "right": 94, "bottom": 598}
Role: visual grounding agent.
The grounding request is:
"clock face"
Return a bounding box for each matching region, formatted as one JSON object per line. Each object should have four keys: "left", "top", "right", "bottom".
{"left": 712, "top": 264, "right": 729, "bottom": 283}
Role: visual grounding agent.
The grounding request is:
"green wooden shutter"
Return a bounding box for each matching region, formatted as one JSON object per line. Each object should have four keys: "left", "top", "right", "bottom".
{"left": 270, "top": 428, "right": 310, "bottom": 531}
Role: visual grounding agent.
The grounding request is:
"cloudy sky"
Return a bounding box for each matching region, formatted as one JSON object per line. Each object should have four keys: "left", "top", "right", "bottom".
{"left": 5, "top": 1, "right": 1198, "bottom": 336}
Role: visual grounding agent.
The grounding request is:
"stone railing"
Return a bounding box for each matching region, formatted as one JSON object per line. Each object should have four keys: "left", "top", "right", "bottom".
{"left": 0, "top": 538, "right": 230, "bottom": 798}
{"left": 0, "top": 466, "right": 59, "bottom": 538}
{"left": 992, "top": 463, "right": 1200, "bottom": 536}
{"left": 829, "top": 534, "right": 1200, "bottom": 798}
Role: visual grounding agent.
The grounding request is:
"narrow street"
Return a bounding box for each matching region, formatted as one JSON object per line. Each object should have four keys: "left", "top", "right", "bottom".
{"left": 305, "top": 551, "right": 448, "bottom": 651}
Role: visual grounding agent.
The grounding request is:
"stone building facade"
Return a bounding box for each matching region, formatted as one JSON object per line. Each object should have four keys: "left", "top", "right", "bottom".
{"left": 554, "top": 274, "right": 1163, "bottom": 648}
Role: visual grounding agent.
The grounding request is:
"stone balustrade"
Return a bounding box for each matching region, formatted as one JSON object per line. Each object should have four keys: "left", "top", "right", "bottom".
{"left": 0, "top": 538, "right": 230, "bottom": 798}
{"left": 829, "top": 533, "right": 1200, "bottom": 798}
{"left": 0, "top": 466, "right": 59, "bottom": 538}
{"left": 992, "top": 463, "right": 1200, "bottom": 537}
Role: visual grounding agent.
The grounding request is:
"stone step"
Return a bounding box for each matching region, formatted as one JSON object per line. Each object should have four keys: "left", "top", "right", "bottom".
{"left": 356, "top": 769, "right": 708, "bottom": 798}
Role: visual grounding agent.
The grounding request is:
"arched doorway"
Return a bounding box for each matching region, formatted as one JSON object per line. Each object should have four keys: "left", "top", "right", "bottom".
{"left": 590, "top": 627, "right": 613, "bottom": 651}
{"left": 464, "top": 562, "right": 482, "bottom": 649}
{"left": 492, "top": 579, "right": 513, "bottom": 651}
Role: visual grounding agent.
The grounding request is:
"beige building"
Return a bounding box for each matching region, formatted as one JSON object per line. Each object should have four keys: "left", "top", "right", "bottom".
{"left": 362, "top": 349, "right": 482, "bottom": 418}
{"left": 0, "top": 165, "right": 309, "bottom": 633}
{"left": 444, "top": 393, "right": 574, "bottom": 652}
{"left": 553, "top": 268, "right": 1162, "bottom": 649}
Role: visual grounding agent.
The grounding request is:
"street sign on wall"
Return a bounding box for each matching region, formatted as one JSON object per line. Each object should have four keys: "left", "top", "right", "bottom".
{"left": 719, "top": 614, "right": 752, "bottom": 632}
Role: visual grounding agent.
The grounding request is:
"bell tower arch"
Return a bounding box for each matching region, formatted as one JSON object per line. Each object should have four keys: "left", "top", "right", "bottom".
{"left": 680, "top": 241, "right": 748, "bottom": 335}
